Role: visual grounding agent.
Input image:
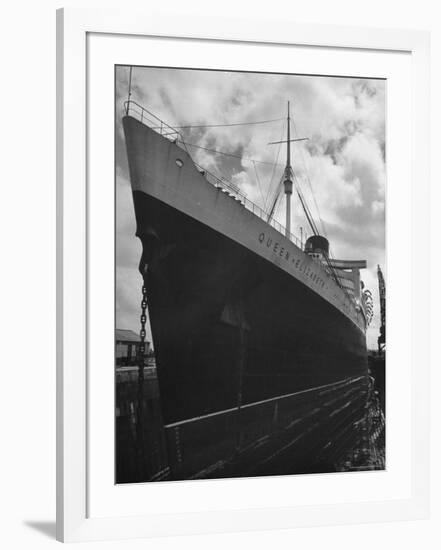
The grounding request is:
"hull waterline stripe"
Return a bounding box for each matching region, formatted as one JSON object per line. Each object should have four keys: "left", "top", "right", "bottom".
{"left": 164, "top": 375, "right": 365, "bottom": 429}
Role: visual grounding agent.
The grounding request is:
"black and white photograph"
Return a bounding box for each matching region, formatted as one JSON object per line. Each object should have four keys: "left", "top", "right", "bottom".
{"left": 115, "top": 65, "right": 386, "bottom": 484}
{"left": 1, "top": 0, "right": 436, "bottom": 544}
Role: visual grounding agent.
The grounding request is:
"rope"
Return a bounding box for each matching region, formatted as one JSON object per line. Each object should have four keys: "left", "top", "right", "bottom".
{"left": 265, "top": 121, "right": 285, "bottom": 209}
{"left": 293, "top": 172, "right": 319, "bottom": 236}
{"left": 179, "top": 140, "right": 284, "bottom": 166}
{"left": 252, "top": 161, "right": 266, "bottom": 210}
{"left": 267, "top": 174, "right": 284, "bottom": 222}
{"left": 292, "top": 117, "right": 327, "bottom": 237}
{"left": 166, "top": 118, "right": 284, "bottom": 129}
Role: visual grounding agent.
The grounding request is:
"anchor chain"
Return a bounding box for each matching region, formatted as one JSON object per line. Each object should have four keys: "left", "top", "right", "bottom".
{"left": 139, "top": 282, "right": 148, "bottom": 360}
{"left": 136, "top": 279, "right": 148, "bottom": 479}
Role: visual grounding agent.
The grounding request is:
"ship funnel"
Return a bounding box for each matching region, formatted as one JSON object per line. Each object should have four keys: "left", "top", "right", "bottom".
{"left": 304, "top": 235, "right": 329, "bottom": 256}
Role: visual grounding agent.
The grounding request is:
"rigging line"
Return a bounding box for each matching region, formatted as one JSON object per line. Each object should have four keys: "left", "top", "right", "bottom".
{"left": 193, "top": 158, "right": 239, "bottom": 195}
{"left": 264, "top": 120, "right": 286, "bottom": 217}
{"left": 267, "top": 174, "right": 284, "bottom": 222}
{"left": 303, "top": 221, "right": 342, "bottom": 289}
{"left": 178, "top": 140, "right": 284, "bottom": 166}
{"left": 324, "top": 254, "right": 343, "bottom": 289}
{"left": 313, "top": 236, "right": 344, "bottom": 292}
{"left": 292, "top": 117, "right": 327, "bottom": 237}
{"left": 128, "top": 67, "right": 133, "bottom": 99}
{"left": 266, "top": 121, "right": 285, "bottom": 208}
{"left": 126, "top": 66, "right": 133, "bottom": 115}
{"left": 252, "top": 161, "right": 266, "bottom": 210}
{"left": 164, "top": 118, "right": 284, "bottom": 129}
{"left": 270, "top": 183, "right": 284, "bottom": 225}
{"left": 295, "top": 185, "right": 318, "bottom": 237}
{"left": 274, "top": 193, "right": 283, "bottom": 221}
{"left": 293, "top": 172, "right": 319, "bottom": 236}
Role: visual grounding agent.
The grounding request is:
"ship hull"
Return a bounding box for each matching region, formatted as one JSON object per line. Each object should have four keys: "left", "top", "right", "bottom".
{"left": 122, "top": 115, "right": 369, "bottom": 478}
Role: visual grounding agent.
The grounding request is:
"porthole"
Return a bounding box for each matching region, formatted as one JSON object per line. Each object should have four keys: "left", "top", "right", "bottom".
{"left": 175, "top": 158, "right": 184, "bottom": 168}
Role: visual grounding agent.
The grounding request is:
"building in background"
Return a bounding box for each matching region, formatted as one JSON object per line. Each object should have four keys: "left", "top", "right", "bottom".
{"left": 115, "top": 328, "right": 151, "bottom": 366}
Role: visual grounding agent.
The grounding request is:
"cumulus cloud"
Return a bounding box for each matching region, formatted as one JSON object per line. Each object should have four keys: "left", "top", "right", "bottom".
{"left": 115, "top": 66, "right": 386, "bottom": 349}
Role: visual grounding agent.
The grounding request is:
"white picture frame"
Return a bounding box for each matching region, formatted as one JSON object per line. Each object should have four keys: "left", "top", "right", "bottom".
{"left": 56, "top": 7, "right": 430, "bottom": 543}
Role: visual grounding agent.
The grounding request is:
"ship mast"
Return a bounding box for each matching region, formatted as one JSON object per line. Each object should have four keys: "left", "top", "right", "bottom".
{"left": 268, "top": 101, "right": 308, "bottom": 238}
{"left": 284, "top": 102, "right": 293, "bottom": 237}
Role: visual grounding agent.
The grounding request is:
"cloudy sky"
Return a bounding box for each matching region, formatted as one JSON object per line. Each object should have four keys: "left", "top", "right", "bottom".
{"left": 115, "top": 66, "right": 386, "bottom": 350}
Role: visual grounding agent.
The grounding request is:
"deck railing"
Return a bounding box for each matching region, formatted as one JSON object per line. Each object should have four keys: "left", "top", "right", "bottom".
{"left": 123, "top": 100, "right": 302, "bottom": 249}
{"left": 123, "top": 101, "right": 365, "bottom": 321}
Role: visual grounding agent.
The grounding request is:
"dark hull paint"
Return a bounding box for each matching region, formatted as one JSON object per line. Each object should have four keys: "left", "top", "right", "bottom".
{"left": 123, "top": 114, "right": 370, "bottom": 479}
{"left": 133, "top": 191, "right": 368, "bottom": 425}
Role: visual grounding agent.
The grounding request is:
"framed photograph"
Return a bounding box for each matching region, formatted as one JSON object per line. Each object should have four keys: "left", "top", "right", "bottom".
{"left": 56, "top": 8, "right": 430, "bottom": 542}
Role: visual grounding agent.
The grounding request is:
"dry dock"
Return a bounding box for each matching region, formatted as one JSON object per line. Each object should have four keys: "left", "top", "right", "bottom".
{"left": 116, "top": 357, "right": 385, "bottom": 483}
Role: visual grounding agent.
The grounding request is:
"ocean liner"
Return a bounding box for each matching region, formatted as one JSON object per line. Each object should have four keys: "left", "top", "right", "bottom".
{"left": 122, "top": 94, "right": 374, "bottom": 480}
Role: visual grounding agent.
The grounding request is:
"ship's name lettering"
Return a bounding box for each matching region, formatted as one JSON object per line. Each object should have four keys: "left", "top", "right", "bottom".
{"left": 258, "top": 232, "right": 325, "bottom": 289}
